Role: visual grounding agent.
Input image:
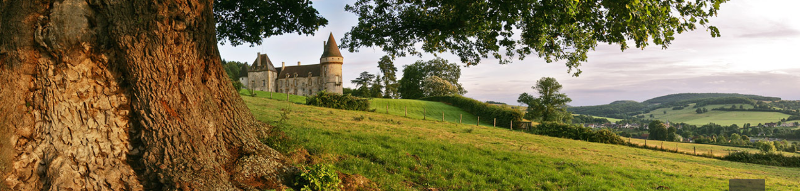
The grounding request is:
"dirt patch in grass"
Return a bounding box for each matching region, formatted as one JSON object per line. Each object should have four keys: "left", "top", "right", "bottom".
{"left": 338, "top": 172, "right": 379, "bottom": 191}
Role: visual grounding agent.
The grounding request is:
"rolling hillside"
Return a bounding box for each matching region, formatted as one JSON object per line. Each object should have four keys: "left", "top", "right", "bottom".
{"left": 643, "top": 93, "right": 780, "bottom": 104}
{"left": 243, "top": 96, "right": 800, "bottom": 190}
{"left": 569, "top": 93, "right": 793, "bottom": 125}
{"left": 644, "top": 104, "right": 791, "bottom": 126}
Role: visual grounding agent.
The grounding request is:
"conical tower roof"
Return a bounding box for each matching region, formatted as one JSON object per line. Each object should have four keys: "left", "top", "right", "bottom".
{"left": 321, "top": 32, "right": 342, "bottom": 58}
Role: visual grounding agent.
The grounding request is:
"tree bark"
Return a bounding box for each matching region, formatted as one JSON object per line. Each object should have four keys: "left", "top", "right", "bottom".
{"left": 0, "top": 0, "right": 289, "bottom": 190}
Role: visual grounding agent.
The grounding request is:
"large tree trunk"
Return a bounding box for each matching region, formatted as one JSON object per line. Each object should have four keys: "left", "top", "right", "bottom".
{"left": 0, "top": 0, "right": 289, "bottom": 190}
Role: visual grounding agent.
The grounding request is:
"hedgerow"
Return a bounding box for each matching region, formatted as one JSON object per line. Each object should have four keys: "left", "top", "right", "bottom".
{"left": 422, "top": 95, "right": 523, "bottom": 128}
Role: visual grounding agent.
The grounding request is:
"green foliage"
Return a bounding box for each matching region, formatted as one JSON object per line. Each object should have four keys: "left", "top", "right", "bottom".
{"left": 341, "top": 0, "right": 730, "bottom": 76}
{"left": 518, "top": 77, "right": 572, "bottom": 123}
{"left": 351, "top": 71, "right": 376, "bottom": 98}
{"left": 214, "top": 0, "right": 328, "bottom": 46}
{"left": 306, "top": 91, "right": 370, "bottom": 111}
{"left": 422, "top": 95, "right": 523, "bottom": 128}
{"left": 648, "top": 120, "right": 668, "bottom": 141}
{"left": 398, "top": 58, "right": 465, "bottom": 99}
{"left": 531, "top": 122, "right": 625, "bottom": 145}
{"left": 297, "top": 164, "right": 342, "bottom": 191}
{"left": 571, "top": 115, "right": 611, "bottom": 124}
{"left": 724, "top": 152, "right": 800, "bottom": 168}
{"left": 757, "top": 141, "right": 777, "bottom": 153}
{"left": 232, "top": 81, "right": 243, "bottom": 91}
{"left": 377, "top": 55, "right": 399, "bottom": 98}
{"left": 421, "top": 76, "right": 459, "bottom": 97}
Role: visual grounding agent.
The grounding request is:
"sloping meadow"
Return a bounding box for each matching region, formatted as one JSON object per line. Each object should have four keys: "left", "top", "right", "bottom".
{"left": 243, "top": 96, "right": 800, "bottom": 190}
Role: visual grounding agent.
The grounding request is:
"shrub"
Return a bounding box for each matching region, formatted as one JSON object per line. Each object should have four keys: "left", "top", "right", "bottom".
{"left": 757, "top": 141, "right": 777, "bottom": 153}
{"left": 296, "top": 164, "right": 342, "bottom": 191}
{"left": 306, "top": 91, "right": 370, "bottom": 111}
{"left": 422, "top": 95, "right": 523, "bottom": 128}
{"left": 724, "top": 152, "right": 800, "bottom": 167}
{"left": 532, "top": 122, "right": 625, "bottom": 145}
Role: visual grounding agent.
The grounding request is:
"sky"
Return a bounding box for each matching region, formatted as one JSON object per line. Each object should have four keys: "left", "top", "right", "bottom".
{"left": 218, "top": 0, "right": 800, "bottom": 106}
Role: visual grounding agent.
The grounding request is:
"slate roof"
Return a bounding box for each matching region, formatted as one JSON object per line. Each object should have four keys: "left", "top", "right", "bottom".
{"left": 239, "top": 64, "right": 249, "bottom": 77}
{"left": 250, "top": 53, "right": 276, "bottom": 72}
{"left": 320, "top": 33, "right": 342, "bottom": 58}
{"left": 277, "top": 64, "right": 321, "bottom": 79}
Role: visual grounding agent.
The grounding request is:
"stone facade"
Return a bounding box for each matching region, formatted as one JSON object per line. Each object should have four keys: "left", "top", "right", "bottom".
{"left": 245, "top": 33, "right": 343, "bottom": 96}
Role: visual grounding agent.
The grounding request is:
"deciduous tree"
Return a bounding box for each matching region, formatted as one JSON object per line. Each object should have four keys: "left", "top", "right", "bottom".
{"left": 398, "top": 58, "right": 465, "bottom": 99}
{"left": 342, "top": 0, "right": 729, "bottom": 76}
{"left": 422, "top": 76, "right": 459, "bottom": 97}
{"left": 518, "top": 77, "right": 572, "bottom": 123}
{"left": 377, "top": 55, "right": 399, "bottom": 98}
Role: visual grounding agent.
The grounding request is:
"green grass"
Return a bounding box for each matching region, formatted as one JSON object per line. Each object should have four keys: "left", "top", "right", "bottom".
{"left": 645, "top": 104, "right": 791, "bottom": 126}
{"left": 369, "top": 98, "right": 512, "bottom": 128}
{"left": 244, "top": 96, "right": 800, "bottom": 190}
{"left": 626, "top": 138, "right": 800, "bottom": 157}
{"left": 239, "top": 89, "right": 308, "bottom": 104}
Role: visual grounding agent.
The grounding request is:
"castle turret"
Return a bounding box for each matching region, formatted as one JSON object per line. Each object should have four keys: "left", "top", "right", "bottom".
{"left": 320, "top": 33, "right": 343, "bottom": 94}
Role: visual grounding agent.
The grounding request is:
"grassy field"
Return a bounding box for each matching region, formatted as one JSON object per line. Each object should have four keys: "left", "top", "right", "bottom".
{"left": 645, "top": 104, "right": 791, "bottom": 126}
{"left": 240, "top": 89, "right": 525, "bottom": 128}
{"left": 239, "top": 89, "right": 308, "bottom": 104}
{"left": 244, "top": 96, "right": 800, "bottom": 190}
{"left": 626, "top": 138, "right": 800, "bottom": 157}
{"left": 369, "top": 98, "right": 518, "bottom": 128}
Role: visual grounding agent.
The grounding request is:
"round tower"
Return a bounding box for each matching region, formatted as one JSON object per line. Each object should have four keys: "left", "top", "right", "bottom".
{"left": 320, "top": 32, "right": 343, "bottom": 94}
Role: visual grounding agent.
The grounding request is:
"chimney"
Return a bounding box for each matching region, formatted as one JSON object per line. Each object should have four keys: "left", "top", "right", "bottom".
{"left": 256, "top": 52, "right": 261, "bottom": 69}
{"left": 281, "top": 62, "right": 285, "bottom": 68}
{"left": 297, "top": 61, "right": 301, "bottom": 66}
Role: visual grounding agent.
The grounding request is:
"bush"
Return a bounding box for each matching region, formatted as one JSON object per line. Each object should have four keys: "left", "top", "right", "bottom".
{"left": 296, "top": 164, "right": 342, "bottom": 191}
{"left": 422, "top": 95, "right": 523, "bottom": 128}
{"left": 724, "top": 152, "right": 800, "bottom": 167}
{"left": 757, "top": 141, "right": 777, "bottom": 153}
{"left": 532, "top": 122, "right": 625, "bottom": 145}
{"left": 306, "top": 91, "right": 370, "bottom": 111}
{"left": 232, "top": 81, "right": 243, "bottom": 91}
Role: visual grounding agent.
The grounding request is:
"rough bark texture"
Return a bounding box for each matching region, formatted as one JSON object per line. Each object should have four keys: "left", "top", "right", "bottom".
{"left": 0, "top": 0, "right": 289, "bottom": 190}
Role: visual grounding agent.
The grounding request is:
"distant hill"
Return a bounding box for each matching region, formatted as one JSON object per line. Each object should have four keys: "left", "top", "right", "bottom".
{"left": 569, "top": 93, "right": 785, "bottom": 119}
{"left": 643, "top": 93, "right": 780, "bottom": 104}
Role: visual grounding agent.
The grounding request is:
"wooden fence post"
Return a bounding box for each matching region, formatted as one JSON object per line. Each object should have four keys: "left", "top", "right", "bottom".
{"left": 423, "top": 108, "right": 426, "bottom": 120}
{"left": 694, "top": 146, "right": 696, "bottom": 155}
{"left": 493, "top": 118, "right": 496, "bottom": 127}
{"left": 270, "top": 91, "right": 273, "bottom": 98}
{"left": 477, "top": 116, "right": 480, "bottom": 126}
{"left": 511, "top": 121, "right": 513, "bottom": 130}
{"left": 442, "top": 111, "right": 444, "bottom": 121}
{"left": 459, "top": 114, "right": 462, "bottom": 123}
{"left": 645, "top": 139, "right": 647, "bottom": 147}
{"left": 287, "top": 92, "right": 290, "bottom": 101}
{"left": 386, "top": 104, "right": 389, "bottom": 114}
{"left": 405, "top": 106, "right": 407, "bottom": 117}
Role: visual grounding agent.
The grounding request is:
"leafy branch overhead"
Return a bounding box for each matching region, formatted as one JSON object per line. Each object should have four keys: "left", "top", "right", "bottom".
{"left": 341, "top": 0, "right": 728, "bottom": 76}
{"left": 214, "top": 0, "right": 329, "bottom": 46}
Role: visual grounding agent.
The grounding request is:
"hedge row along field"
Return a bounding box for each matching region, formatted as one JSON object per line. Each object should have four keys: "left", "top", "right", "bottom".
{"left": 423, "top": 95, "right": 523, "bottom": 129}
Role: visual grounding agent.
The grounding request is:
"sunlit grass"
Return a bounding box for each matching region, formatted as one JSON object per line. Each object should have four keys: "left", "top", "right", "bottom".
{"left": 244, "top": 96, "right": 800, "bottom": 190}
